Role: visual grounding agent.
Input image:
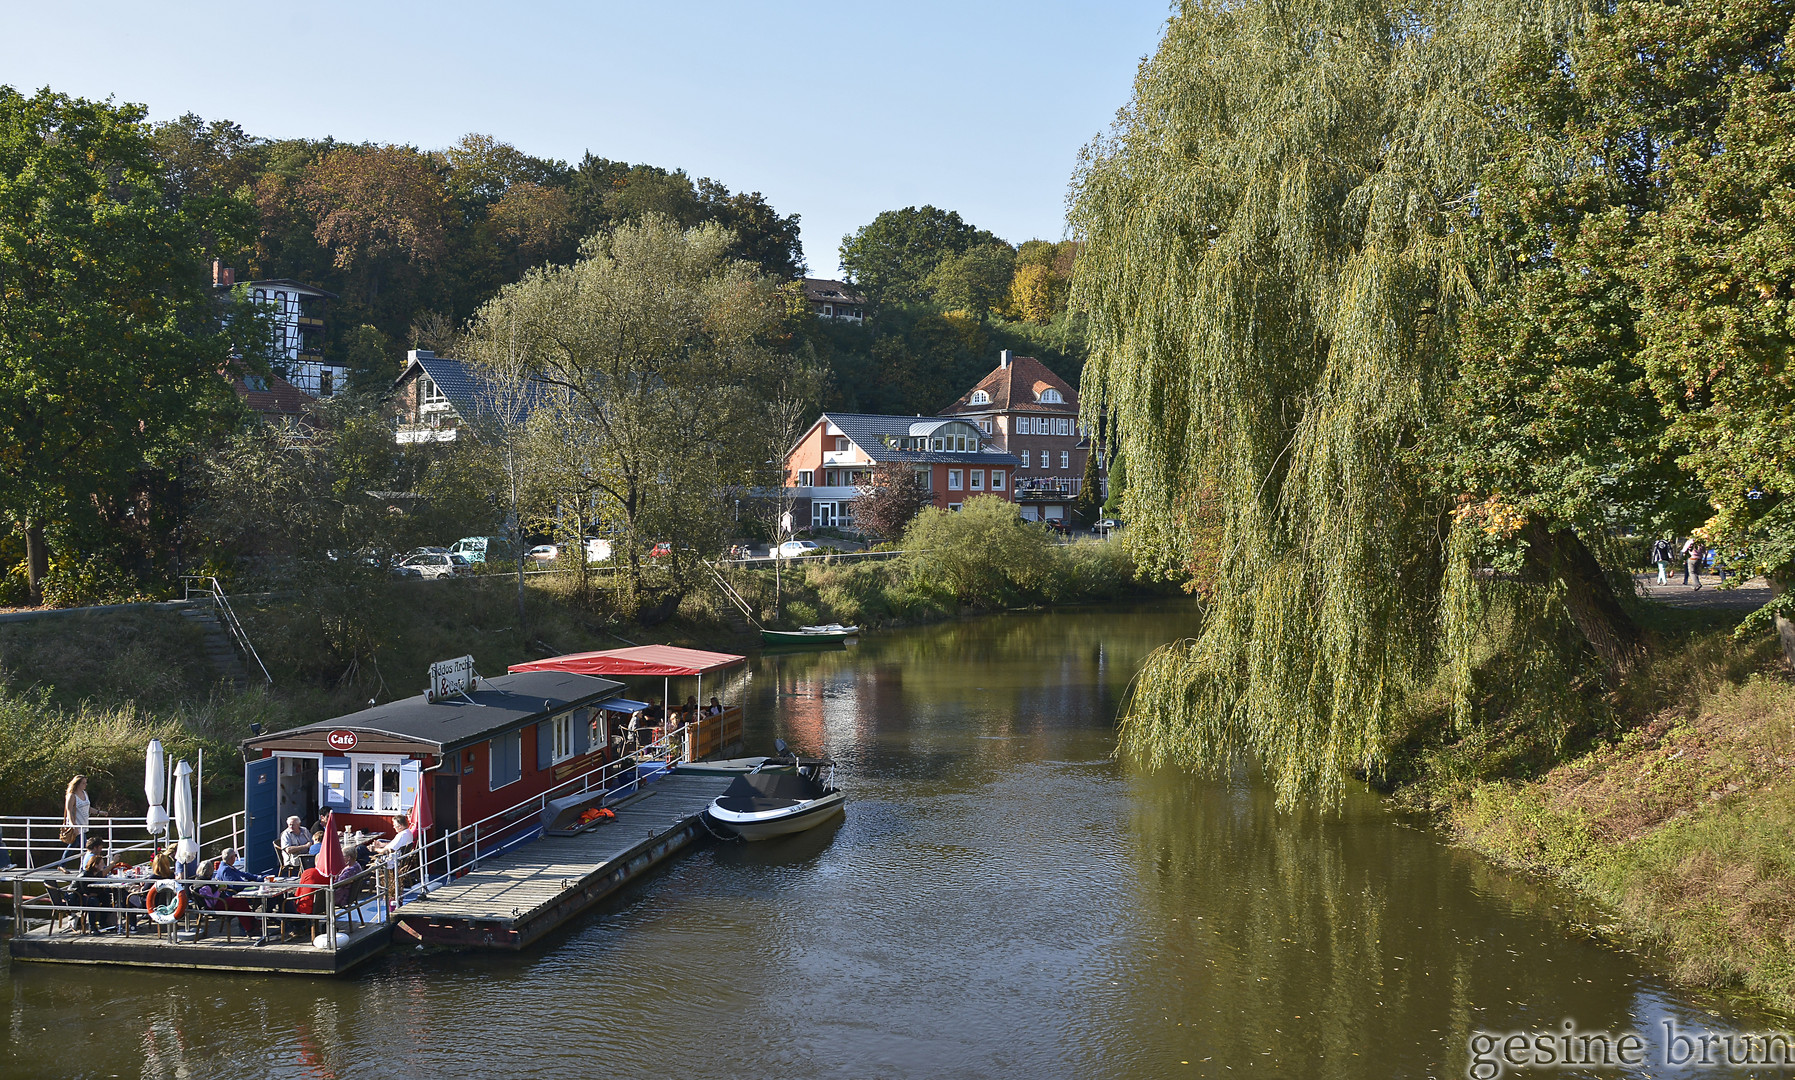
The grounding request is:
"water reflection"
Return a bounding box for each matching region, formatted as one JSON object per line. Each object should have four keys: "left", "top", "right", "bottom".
{"left": 1, "top": 601, "right": 1776, "bottom": 1079}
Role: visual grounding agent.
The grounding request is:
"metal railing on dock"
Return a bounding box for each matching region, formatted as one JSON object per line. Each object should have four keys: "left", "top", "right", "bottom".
{"left": 413, "top": 708, "right": 741, "bottom": 892}
{"left": 1, "top": 811, "right": 245, "bottom": 872}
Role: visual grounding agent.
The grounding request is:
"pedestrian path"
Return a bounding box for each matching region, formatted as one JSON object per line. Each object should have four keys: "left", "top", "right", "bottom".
{"left": 1633, "top": 573, "right": 1772, "bottom": 611}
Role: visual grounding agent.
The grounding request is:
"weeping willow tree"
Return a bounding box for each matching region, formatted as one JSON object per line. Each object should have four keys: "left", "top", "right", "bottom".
{"left": 1070, "top": 0, "right": 1612, "bottom": 806}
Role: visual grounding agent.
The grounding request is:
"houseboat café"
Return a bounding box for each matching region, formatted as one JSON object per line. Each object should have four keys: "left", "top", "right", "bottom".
{"left": 6, "top": 646, "right": 749, "bottom": 974}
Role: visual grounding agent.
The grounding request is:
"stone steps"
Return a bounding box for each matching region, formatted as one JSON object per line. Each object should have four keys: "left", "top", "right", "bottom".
{"left": 179, "top": 606, "right": 251, "bottom": 693}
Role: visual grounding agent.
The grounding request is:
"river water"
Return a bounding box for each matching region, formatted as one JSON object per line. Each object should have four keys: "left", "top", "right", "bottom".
{"left": 2, "top": 601, "right": 1777, "bottom": 1078}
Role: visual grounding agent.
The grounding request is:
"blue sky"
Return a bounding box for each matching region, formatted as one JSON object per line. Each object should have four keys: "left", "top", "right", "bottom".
{"left": 0, "top": 1, "right": 1171, "bottom": 276}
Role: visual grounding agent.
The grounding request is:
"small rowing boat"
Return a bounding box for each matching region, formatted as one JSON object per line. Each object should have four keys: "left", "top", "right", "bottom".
{"left": 761, "top": 623, "right": 859, "bottom": 645}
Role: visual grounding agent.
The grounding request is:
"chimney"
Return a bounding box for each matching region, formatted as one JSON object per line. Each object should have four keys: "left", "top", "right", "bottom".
{"left": 999, "top": 349, "right": 1012, "bottom": 369}
{"left": 220, "top": 265, "right": 235, "bottom": 286}
{"left": 212, "top": 258, "right": 222, "bottom": 286}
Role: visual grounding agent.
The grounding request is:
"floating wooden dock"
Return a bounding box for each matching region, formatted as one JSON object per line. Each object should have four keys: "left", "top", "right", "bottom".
{"left": 7, "top": 766, "right": 740, "bottom": 974}
{"left": 7, "top": 915, "right": 391, "bottom": 975}
{"left": 393, "top": 769, "right": 734, "bottom": 949}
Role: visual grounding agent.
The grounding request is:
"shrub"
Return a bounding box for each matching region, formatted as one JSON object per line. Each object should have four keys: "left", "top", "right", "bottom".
{"left": 900, "top": 497, "right": 1055, "bottom": 608}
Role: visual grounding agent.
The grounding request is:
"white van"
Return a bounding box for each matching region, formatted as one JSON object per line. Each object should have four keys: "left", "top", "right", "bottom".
{"left": 450, "top": 536, "right": 513, "bottom": 564}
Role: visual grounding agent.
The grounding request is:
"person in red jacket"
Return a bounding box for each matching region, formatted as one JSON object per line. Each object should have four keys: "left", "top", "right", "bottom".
{"left": 293, "top": 853, "right": 331, "bottom": 918}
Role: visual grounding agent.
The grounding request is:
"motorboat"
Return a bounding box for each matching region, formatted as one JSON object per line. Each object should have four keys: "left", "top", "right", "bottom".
{"left": 761, "top": 623, "right": 859, "bottom": 646}
{"left": 706, "top": 741, "right": 845, "bottom": 841}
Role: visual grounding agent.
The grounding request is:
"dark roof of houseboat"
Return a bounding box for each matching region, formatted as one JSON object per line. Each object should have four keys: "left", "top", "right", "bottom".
{"left": 241, "top": 670, "right": 625, "bottom": 755}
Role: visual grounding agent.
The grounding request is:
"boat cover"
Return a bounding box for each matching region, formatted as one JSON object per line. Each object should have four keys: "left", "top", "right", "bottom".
{"left": 715, "top": 769, "right": 830, "bottom": 813}
{"left": 510, "top": 644, "right": 746, "bottom": 678}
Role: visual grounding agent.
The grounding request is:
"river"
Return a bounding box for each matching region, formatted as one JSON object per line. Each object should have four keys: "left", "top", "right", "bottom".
{"left": 1, "top": 601, "right": 1775, "bottom": 1078}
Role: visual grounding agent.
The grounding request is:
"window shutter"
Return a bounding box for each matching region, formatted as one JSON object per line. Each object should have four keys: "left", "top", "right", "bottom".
{"left": 537, "top": 721, "right": 554, "bottom": 770}
{"left": 321, "top": 757, "right": 351, "bottom": 808}
{"left": 398, "top": 760, "right": 420, "bottom": 810}
{"left": 573, "top": 710, "right": 590, "bottom": 757}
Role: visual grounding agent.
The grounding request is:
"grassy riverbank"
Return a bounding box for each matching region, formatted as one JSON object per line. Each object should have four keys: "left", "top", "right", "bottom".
{"left": 0, "top": 534, "right": 1160, "bottom": 820}
{"left": 1385, "top": 591, "right": 1795, "bottom": 1015}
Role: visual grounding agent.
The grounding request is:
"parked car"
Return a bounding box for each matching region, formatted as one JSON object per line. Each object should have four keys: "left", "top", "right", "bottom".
{"left": 399, "top": 552, "right": 465, "bottom": 579}
{"left": 396, "top": 546, "right": 451, "bottom": 565}
{"left": 1096, "top": 518, "right": 1125, "bottom": 532}
{"left": 776, "top": 540, "right": 821, "bottom": 559}
{"left": 390, "top": 564, "right": 424, "bottom": 579}
{"left": 527, "top": 544, "right": 559, "bottom": 563}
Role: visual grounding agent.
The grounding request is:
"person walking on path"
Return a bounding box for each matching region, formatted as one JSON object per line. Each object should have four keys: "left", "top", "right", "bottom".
{"left": 61, "top": 774, "right": 90, "bottom": 862}
{"left": 1682, "top": 537, "right": 1706, "bottom": 590}
{"left": 1650, "top": 537, "right": 1674, "bottom": 585}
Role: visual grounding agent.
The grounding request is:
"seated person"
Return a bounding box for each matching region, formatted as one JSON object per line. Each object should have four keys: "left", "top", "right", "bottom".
{"left": 292, "top": 852, "right": 332, "bottom": 918}
{"left": 369, "top": 815, "right": 413, "bottom": 860}
{"left": 337, "top": 845, "right": 368, "bottom": 882}
{"left": 75, "top": 836, "right": 113, "bottom": 929}
{"left": 122, "top": 848, "right": 176, "bottom": 930}
{"left": 644, "top": 700, "right": 665, "bottom": 724}
{"left": 212, "top": 847, "right": 264, "bottom": 891}
{"left": 682, "top": 695, "right": 699, "bottom": 720}
{"left": 306, "top": 828, "right": 324, "bottom": 857}
{"left": 278, "top": 816, "right": 311, "bottom": 866}
{"left": 705, "top": 696, "right": 722, "bottom": 716}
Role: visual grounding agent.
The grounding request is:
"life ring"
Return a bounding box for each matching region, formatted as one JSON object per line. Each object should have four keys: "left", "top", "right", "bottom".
{"left": 147, "top": 881, "right": 187, "bottom": 925}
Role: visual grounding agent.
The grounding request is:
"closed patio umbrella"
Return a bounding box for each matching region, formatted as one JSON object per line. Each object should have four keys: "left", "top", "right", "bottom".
{"left": 172, "top": 760, "right": 197, "bottom": 867}
{"left": 144, "top": 739, "right": 169, "bottom": 837}
{"left": 318, "top": 810, "right": 345, "bottom": 878}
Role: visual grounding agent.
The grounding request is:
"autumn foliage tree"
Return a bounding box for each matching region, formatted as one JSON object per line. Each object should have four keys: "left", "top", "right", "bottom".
{"left": 853, "top": 462, "right": 929, "bottom": 540}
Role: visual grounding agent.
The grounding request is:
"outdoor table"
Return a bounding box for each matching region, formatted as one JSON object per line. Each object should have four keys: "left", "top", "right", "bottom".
{"left": 239, "top": 880, "right": 301, "bottom": 942}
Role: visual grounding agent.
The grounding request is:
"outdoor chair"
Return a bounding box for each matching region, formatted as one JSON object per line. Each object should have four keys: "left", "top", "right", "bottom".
{"left": 334, "top": 874, "right": 370, "bottom": 928}
{"left": 41, "top": 881, "right": 80, "bottom": 934}
{"left": 274, "top": 841, "right": 303, "bottom": 875}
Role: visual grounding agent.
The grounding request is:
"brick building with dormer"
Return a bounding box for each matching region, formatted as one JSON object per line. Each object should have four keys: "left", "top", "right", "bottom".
{"left": 936, "top": 351, "right": 1091, "bottom": 524}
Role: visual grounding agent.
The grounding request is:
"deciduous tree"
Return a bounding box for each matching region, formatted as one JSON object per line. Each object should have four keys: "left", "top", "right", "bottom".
{"left": 0, "top": 87, "right": 253, "bottom": 603}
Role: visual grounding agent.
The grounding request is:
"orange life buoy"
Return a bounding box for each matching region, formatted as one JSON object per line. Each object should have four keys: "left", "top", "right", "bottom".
{"left": 148, "top": 880, "right": 187, "bottom": 925}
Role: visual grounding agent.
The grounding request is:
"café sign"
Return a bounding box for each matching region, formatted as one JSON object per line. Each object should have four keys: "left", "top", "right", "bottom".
{"left": 327, "top": 729, "right": 358, "bottom": 751}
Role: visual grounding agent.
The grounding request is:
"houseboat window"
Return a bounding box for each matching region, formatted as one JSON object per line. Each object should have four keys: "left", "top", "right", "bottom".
{"left": 490, "top": 730, "right": 523, "bottom": 790}
{"left": 352, "top": 758, "right": 406, "bottom": 811}
{"left": 551, "top": 713, "right": 574, "bottom": 763}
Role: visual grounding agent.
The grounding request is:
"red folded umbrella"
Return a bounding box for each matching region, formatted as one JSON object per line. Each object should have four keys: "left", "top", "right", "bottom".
{"left": 408, "top": 778, "right": 434, "bottom": 833}
{"left": 318, "top": 810, "right": 345, "bottom": 878}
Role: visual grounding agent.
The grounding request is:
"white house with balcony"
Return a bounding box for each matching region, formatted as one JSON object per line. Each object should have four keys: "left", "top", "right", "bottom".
{"left": 781, "top": 412, "right": 1021, "bottom": 532}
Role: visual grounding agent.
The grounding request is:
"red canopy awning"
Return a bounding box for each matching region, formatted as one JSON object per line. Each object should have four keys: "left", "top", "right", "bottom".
{"left": 509, "top": 645, "right": 746, "bottom": 678}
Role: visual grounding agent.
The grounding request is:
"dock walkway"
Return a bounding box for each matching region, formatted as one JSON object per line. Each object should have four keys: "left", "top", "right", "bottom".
{"left": 394, "top": 769, "right": 734, "bottom": 949}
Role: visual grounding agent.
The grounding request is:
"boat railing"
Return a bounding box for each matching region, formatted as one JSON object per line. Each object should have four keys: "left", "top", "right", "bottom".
{"left": 7, "top": 858, "right": 388, "bottom": 953}
{"left": 0, "top": 811, "right": 246, "bottom": 872}
{"left": 413, "top": 715, "right": 730, "bottom": 895}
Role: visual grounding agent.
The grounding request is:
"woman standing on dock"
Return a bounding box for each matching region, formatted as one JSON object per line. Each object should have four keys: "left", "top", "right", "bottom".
{"left": 61, "top": 775, "right": 90, "bottom": 861}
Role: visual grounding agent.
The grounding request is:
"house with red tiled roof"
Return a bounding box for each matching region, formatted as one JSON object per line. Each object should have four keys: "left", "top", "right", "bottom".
{"left": 230, "top": 371, "right": 316, "bottom": 426}
{"left": 937, "top": 351, "right": 1094, "bottom": 524}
